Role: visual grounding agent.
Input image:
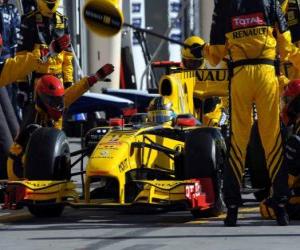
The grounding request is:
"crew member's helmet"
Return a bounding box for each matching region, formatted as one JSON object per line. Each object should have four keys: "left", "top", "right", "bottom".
{"left": 35, "top": 75, "right": 65, "bottom": 121}
{"left": 37, "top": 0, "right": 61, "bottom": 17}
{"left": 181, "top": 36, "right": 205, "bottom": 70}
{"left": 281, "top": 79, "right": 300, "bottom": 126}
{"left": 147, "top": 96, "right": 176, "bottom": 124}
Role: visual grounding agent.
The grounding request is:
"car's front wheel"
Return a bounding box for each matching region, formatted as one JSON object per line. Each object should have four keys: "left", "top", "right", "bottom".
{"left": 24, "top": 127, "right": 71, "bottom": 217}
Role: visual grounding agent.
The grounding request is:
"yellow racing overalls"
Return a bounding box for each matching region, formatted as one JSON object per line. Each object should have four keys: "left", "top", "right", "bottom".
{"left": 204, "top": 0, "right": 300, "bottom": 206}
{"left": 0, "top": 50, "right": 42, "bottom": 88}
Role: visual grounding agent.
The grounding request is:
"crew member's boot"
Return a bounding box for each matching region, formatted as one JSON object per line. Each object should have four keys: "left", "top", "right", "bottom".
{"left": 274, "top": 204, "right": 289, "bottom": 226}
{"left": 224, "top": 205, "right": 238, "bottom": 227}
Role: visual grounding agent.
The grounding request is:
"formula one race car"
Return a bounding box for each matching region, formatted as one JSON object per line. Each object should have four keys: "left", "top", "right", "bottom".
{"left": 1, "top": 60, "right": 268, "bottom": 217}
{"left": 2, "top": 112, "right": 226, "bottom": 218}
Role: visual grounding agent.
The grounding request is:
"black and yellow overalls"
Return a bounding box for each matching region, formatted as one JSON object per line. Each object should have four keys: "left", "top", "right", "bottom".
{"left": 203, "top": 0, "right": 300, "bottom": 206}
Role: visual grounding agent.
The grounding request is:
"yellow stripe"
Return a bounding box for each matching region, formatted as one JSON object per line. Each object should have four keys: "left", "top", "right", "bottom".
{"left": 230, "top": 139, "right": 244, "bottom": 171}
{"left": 231, "top": 135, "right": 243, "bottom": 159}
{"left": 269, "top": 151, "right": 283, "bottom": 180}
{"left": 271, "top": 157, "right": 284, "bottom": 183}
{"left": 229, "top": 150, "right": 243, "bottom": 178}
{"left": 267, "top": 135, "right": 282, "bottom": 166}
{"left": 0, "top": 212, "right": 31, "bottom": 223}
{"left": 186, "top": 220, "right": 210, "bottom": 224}
{"left": 229, "top": 158, "right": 242, "bottom": 185}
{"left": 268, "top": 147, "right": 283, "bottom": 176}
{"left": 239, "top": 207, "right": 259, "bottom": 213}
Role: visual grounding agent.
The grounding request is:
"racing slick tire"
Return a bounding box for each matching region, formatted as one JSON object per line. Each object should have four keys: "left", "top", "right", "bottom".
{"left": 24, "top": 128, "right": 70, "bottom": 217}
{"left": 245, "top": 122, "right": 270, "bottom": 201}
{"left": 24, "top": 127, "right": 71, "bottom": 181}
{"left": 184, "top": 128, "right": 225, "bottom": 218}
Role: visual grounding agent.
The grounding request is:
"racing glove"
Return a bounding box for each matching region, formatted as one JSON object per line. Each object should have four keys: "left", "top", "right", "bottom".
{"left": 51, "top": 34, "right": 71, "bottom": 53}
{"left": 40, "top": 35, "right": 71, "bottom": 63}
{"left": 87, "top": 63, "right": 115, "bottom": 87}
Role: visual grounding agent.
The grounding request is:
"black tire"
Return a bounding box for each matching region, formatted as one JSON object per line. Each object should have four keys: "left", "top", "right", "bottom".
{"left": 185, "top": 128, "right": 225, "bottom": 217}
{"left": 24, "top": 128, "right": 70, "bottom": 218}
{"left": 28, "top": 203, "right": 64, "bottom": 217}
{"left": 245, "top": 122, "right": 270, "bottom": 201}
{"left": 24, "top": 127, "right": 71, "bottom": 180}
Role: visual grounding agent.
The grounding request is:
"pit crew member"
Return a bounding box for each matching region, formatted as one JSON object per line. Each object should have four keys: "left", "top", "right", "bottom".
{"left": 7, "top": 63, "right": 114, "bottom": 180}
{"left": 181, "top": 36, "right": 228, "bottom": 127}
{"left": 197, "top": 0, "right": 300, "bottom": 226}
{"left": 17, "top": 0, "right": 74, "bottom": 127}
{"left": 260, "top": 79, "right": 300, "bottom": 220}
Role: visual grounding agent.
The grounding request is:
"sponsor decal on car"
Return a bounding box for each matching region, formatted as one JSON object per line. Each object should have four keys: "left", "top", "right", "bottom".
{"left": 119, "top": 159, "right": 129, "bottom": 172}
{"left": 196, "top": 69, "right": 228, "bottom": 82}
{"left": 101, "top": 135, "right": 123, "bottom": 146}
{"left": 99, "top": 150, "right": 110, "bottom": 158}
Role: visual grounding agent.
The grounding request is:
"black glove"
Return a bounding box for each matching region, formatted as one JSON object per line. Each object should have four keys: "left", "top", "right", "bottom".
{"left": 64, "top": 82, "right": 73, "bottom": 88}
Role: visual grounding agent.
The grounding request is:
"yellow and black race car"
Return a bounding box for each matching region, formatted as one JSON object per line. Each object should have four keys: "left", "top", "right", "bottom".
{"left": 2, "top": 115, "right": 227, "bottom": 218}
{"left": 2, "top": 64, "right": 228, "bottom": 218}
{"left": 1, "top": 57, "right": 271, "bottom": 218}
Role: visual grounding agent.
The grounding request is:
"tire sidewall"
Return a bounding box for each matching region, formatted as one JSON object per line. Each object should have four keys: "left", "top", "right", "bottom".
{"left": 24, "top": 127, "right": 71, "bottom": 180}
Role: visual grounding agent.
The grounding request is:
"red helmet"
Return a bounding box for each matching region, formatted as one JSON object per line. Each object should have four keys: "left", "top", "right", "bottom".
{"left": 35, "top": 75, "right": 65, "bottom": 121}
{"left": 281, "top": 79, "right": 300, "bottom": 126}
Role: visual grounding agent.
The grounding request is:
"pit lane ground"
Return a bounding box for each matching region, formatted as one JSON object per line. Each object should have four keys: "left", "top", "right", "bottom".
{"left": 1, "top": 139, "right": 300, "bottom": 250}
{"left": 1, "top": 203, "right": 300, "bottom": 250}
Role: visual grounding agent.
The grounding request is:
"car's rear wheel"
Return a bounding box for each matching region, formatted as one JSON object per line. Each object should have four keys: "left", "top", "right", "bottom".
{"left": 24, "top": 128, "right": 70, "bottom": 217}
{"left": 184, "top": 128, "right": 225, "bottom": 217}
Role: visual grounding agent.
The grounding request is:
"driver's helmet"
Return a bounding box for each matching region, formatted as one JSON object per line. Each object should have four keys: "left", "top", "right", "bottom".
{"left": 37, "top": 0, "right": 61, "bottom": 17}
{"left": 181, "top": 36, "right": 205, "bottom": 70}
{"left": 35, "top": 75, "right": 65, "bottom": 121}
{"left": 281, "top": 79, "right": 300, "bottom": 126}
{"left": 147, "top": 96, "right": 176, "bottom": 124}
